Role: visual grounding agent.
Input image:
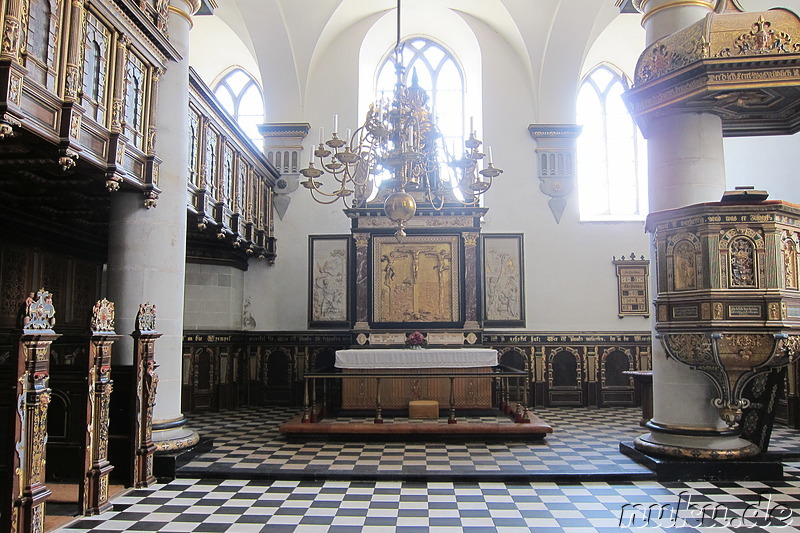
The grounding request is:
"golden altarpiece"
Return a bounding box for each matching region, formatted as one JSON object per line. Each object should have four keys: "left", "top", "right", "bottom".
{"left": 338, "top": 203, "right": 492, "bottom": 410}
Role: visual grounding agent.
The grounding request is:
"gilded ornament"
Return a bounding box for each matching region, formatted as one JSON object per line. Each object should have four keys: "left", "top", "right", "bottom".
{"left": 23, "top": 289, "right": 56, "bottom": 331}
{"left": 90, "top": 299, "right": 115, "bottom": 332}
{"left": 136, "top": 303, "right": 157, "bottom": 332}
{"left": 724, "top": 16, "right": 800, "bottom": 56}
{"left": 70, "top": 113, "right": 81, "bottom": 139}
{"left": 144, "top": 190, "right": 159, "bottom": 209}
{"left": 9, "top": 73, "right": 22, "bottom": 105}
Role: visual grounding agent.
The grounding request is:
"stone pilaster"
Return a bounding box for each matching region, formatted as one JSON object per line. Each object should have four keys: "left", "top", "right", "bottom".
{"left": 107, "top": 0, "right": 200, "bottom": 453}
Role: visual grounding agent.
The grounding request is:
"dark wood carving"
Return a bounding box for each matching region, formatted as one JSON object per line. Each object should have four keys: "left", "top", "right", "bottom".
{"left": 82, "top": 299, "right": 119, "bottom": 515}
{"left": 8, "top": 289, "right": 59, "bottom": 533}
{"left": 131, "top": 303, "right": 160, "bottom": 488}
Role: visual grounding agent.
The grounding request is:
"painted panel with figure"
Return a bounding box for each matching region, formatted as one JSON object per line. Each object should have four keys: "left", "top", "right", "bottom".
{"left": 372, "top": 235, "right": 460, "bottom": 324}
{"left": 482, "top": 234, "right": 525, "bottom": 327}
{"left": 308, "top": 236, "right": 350, "bottom": 327}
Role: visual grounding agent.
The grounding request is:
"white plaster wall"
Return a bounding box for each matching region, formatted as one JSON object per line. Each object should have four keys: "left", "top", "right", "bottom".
{"left": 724, "top": 135, "right": 800, "bottom": 201}
{"left": 187, "top": 0, "right": 798, "bottom": 334}
{"left": 190, "top": 16, "right": 260, "bottom": 87}
{"left": 184, "top": 263, "right": 244, "bottom": 330}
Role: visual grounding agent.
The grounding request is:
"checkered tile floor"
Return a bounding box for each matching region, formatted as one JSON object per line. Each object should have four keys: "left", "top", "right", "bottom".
{"left": 56, "top": 407, "right": 800, "bottom": 532}
{"left": 61, "top": 474, "right": 800, "bottom": 532}
{"left": 177, "top": 407, "right": 654, "bottom": 480}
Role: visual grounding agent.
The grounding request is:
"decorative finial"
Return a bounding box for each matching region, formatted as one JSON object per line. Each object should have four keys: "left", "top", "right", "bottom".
{"left": 136, "top": 303, "right": 157, "bottom": 332}
{"left": 90, "top": 299, "right": 115, "bottom": 332}
{"left": 22, "top": 289, "right": 56, "bottom": 331}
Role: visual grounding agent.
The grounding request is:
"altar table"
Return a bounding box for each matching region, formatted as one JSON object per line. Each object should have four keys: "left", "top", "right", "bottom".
{"left": 336, "top": 348, "right": 498, "bottom": 410}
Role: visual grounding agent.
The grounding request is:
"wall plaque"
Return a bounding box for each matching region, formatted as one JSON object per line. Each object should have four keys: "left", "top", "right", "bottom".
{"left": 613, "top": 254, "right": 650, "bottom": 317}
{"left": 481, "top": 234, "right": 525, "bottom": 327}
{"left": 308, "top": 235, "right": 350, "bottom": 327}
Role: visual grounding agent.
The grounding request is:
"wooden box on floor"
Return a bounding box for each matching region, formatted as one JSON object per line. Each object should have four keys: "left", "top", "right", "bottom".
{"left": 409, "top": 400, "right": 439, "bottom": 418}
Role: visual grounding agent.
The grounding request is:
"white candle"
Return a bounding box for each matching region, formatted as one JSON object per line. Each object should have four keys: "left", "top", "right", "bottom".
{"left": 333, "top": 114, "right": 339, "bottom": 134}
{"left": 346, "top": 128, "right": 352, "bottom": 143}
{"left": 470, "top": 116, "right": 474, "bottom": 134}
{"left": 487, "top": 146, "right": 493, "bottom": 165}
{"left": 409, "top": 125, "right": 414, "bottom": 145}
{"left": 319, "top": 127, "right": 324, "bottom": 144}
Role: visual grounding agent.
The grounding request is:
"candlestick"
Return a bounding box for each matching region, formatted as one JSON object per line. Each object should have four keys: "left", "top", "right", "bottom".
{"left": 333, "top": 114, "right": 339, "bottom": 134}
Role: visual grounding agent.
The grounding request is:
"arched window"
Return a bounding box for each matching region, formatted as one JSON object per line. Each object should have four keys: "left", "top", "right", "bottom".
{"left": 375, "top": 38, "right": 466, "bottom": 185}
{"left": 213, "top": 68, "right": 264, "bottom": 149}
{"left": 577, "top": 65, "right": 647, "bottom": 220}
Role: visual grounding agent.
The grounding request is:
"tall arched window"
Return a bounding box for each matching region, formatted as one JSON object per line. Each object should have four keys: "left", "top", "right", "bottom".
{"left": 213, "top": 68, "right": 264, "bottom": 149}
{"left": 375, "top": 38, "right": 465, "bottom": 184}
{"left": 577, "top": 65, "right": 647, "bottom": 220}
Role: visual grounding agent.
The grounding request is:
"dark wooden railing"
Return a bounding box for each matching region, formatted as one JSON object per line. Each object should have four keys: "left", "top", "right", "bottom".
{"left": 187, "top": 69, "right": 279, "bottom": 267}
{"left": 302, "top": 365, "right": 531, "bottom": 425}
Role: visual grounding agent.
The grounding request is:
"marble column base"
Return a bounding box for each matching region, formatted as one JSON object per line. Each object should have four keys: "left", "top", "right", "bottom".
{"left": 633, "top": 431, "right": 760, "bottom": 461}
{"left": 152, "top": 416, "right": 200, "bottom": 452}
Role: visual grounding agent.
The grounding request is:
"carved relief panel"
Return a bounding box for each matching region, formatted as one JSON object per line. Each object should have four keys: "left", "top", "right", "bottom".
{"left": 666, "top": 231, "right": 702, "bottom": 292}
{"left": 372, "top": 235, "right": 460, "bottom": 325}
{"left": 720, "top": 228, "right": 765, "bottom": 289}
{"left": 782, "top": 232, "right": 799, "bottom": 290}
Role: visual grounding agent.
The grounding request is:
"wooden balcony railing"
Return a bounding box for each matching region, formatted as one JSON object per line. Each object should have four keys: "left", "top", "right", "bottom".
{"left": 187, "top": 68, "right": 279, "bottom": 267}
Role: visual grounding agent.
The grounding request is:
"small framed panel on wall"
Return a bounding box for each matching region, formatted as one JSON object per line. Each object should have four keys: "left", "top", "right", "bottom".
{"left": 612, "top": 253, "right": 649, "bottom": 317}
{"left": 308, "top": 235, "right": 350, "bottom": 328}
{"left": 481, "top": 234, "right": 525, "bottom": 327}
{"left": 372, "top": 234, "right": 461, "bottom": 326}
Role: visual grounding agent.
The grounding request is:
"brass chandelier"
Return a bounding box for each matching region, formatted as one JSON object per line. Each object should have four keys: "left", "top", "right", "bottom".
{"left": 299, "top": 0, "right": 502, "bottom": 239}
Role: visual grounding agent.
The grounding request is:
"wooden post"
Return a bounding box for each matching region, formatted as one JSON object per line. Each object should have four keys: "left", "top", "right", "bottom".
{"left": 448, "top": 377, "right": 457, "bottom": 424}
{"left": 374, "top": 377, "right": 383, "bottom": 424}
{"left": 131, "top": 303, "right": 161, "bottom": 488}
{"left": 82, "top": 300, "right": 120, "bottom": 515}
{"left": 302, "top": 378, "right": 311, "bottom": 423}
{"left": 9, "top": 289, "right": 59, "bottom": 533}
{"left": 310, "top": 377, "right": 317, "bottom": 423}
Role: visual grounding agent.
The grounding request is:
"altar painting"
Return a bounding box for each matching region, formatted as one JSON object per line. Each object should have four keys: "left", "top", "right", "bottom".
{"left": 372, "top": 235, "right": 460, "bottom": 323}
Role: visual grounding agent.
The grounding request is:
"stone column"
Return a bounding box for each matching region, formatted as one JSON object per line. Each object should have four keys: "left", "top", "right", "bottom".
{"left": 632, "top": 0, "right": 735, "bottom": 452}
{"left": 107, "top": 0, "right": 200, "bottom": 452}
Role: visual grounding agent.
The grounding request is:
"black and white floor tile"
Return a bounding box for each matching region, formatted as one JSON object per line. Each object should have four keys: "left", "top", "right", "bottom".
{"left": 61, "top": 474, "right": 800, "bottom": 532}
{"left": 177, "top": 406, "right": 654, "bottom": 479}
{"left": 54, "top": 406, "right": 800, "bottom": 531}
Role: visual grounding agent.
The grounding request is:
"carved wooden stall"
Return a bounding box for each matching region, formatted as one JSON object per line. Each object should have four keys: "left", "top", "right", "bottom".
{"left": 483, "top": 332, "right": 652, "bottom": 408}
{"left": 81, "top": 300, "right": 119, "bottom": 515}
{"left": 1, "top": 290, "right": 58, "bottom": 533}
{"left": 131, "top": 304, "right": 160, "bottom": 488}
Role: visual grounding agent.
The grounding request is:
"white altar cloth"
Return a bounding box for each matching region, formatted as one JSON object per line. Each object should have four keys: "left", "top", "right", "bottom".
{"left": 335, "top": 348, "right": 498, "bottom": 369}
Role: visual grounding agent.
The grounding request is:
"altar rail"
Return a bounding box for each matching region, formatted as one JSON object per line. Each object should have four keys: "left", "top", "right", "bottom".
{"left": 301, "top": 365, "right": 531, "bottom": 425}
